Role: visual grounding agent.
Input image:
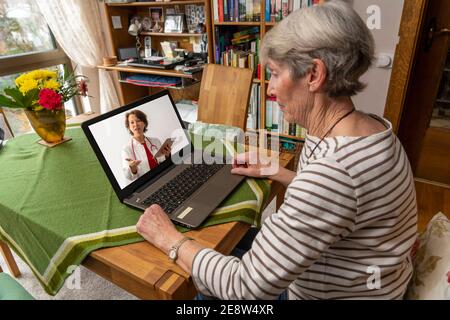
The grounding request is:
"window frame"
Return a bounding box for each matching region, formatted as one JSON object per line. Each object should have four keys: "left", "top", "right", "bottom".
{"left": 0, "top": 43, "right": 83, "bottom": 115}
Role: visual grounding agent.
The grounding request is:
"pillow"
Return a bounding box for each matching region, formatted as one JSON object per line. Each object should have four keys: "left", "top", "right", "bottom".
{"left": 406, "top": 212, "right": 450, "bottom": 300}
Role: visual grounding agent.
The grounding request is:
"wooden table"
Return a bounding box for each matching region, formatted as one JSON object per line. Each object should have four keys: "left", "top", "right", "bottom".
{"left": 82, "top": 152, "right": 295, "bottom": 300}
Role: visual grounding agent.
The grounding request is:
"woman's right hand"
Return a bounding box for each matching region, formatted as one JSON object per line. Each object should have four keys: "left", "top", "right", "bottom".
{"left": 231, "top": 152, "right": 280, "bottom": 179}
{"left": 126, "top": 159, "right": 142, "bottom": 174}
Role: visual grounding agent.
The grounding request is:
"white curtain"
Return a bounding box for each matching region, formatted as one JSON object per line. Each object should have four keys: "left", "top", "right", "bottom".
{"left": 34, "top": 0, "right": 120, "bottom": 113}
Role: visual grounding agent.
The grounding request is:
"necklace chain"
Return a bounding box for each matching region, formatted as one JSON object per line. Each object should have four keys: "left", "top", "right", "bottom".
{"left": 306, "top": 108, "right": 356, "bottom": 159}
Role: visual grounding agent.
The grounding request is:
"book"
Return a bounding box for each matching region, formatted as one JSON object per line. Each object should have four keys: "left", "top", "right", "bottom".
{"left": 231, "top": 34, "right": 258, "bottom": 45}
{"left": 265, "top": 0, "right": 271, "bottom": 22}
{"left": 213, "top": 0, "right": 219, "bottom": 22}
{"left": 246, "top": 0, "right": 253, "bottom": 21}
{"left": 224, "top": 0, "right": 229, "bottom": 21}
{"left": 233, "top": 26, "right": 259, "bottom": 39}
{"left": 265, "top": 99, "right": 273, "bottom": 130}
{"left": 272, "top": 100, "right": 280, "bottom": 132}
{"left": 218, "top": 0, "right": 224, "bottom": 22}
{"left": 275, "top": 0, "right": 282, "bottom": 21}
{"left": 253, "top": 0, "right": 261, "bottom": 22}
{"left": 281, "top": 0, "right": 289, "bottom": 18}
{"left": 238, "top": 0, "right": 246, "bottom": 21}
{"left": 270, "top": 0, "right": 277, "bottom": 22}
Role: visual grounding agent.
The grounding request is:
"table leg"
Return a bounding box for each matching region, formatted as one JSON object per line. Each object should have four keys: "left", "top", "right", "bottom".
{"left": 0, "top": 241, "right": 21, "bottom": 277}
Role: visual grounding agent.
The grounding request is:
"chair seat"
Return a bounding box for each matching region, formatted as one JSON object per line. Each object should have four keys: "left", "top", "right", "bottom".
{"left": 0, "top": 273, "right": 34, "bottom": 300}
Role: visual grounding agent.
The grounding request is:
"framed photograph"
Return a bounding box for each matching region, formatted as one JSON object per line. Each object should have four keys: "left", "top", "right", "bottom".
{"left": 164, "top": 14, "right": 185, "bottom": 33}
{"left": 149, "top": 7, "right": 163, "bottom": 32}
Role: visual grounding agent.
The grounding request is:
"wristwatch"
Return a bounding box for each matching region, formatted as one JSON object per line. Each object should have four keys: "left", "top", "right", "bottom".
{"left": 168, "top": 236, "right": 193, "bottom": 262}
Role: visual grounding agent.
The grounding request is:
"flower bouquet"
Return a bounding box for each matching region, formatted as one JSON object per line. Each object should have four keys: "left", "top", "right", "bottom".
{"left": 0, "top": 67, "right": 88, "bottom": 144}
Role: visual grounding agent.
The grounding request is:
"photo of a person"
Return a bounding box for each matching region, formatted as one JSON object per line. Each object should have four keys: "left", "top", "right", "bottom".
{"left": 121, "top": 110, "right": 172, "bottom": 181}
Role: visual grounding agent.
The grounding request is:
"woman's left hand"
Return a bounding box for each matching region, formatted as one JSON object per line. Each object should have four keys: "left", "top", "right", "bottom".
{"left": 136, "top": 204, "right": 184, "bottom": 254}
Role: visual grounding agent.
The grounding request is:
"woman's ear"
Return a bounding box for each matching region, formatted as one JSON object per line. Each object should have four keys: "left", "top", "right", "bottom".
{"left": 307, "top": 59, "right": 327, "bottom": 92}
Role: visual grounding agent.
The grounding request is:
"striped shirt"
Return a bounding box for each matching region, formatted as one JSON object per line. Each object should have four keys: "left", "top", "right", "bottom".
{"left": 191, "top": 116, "right": 417, "bottom": 299}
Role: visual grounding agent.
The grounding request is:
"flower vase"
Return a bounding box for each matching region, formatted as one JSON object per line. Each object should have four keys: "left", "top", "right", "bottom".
{"left": 25, "top": 109, "right": 66, "bottom": 143}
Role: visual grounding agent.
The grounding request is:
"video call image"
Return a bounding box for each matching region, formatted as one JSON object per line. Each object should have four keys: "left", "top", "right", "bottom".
{"left": 88, "top": 95, "right": 190, "bottom": 189}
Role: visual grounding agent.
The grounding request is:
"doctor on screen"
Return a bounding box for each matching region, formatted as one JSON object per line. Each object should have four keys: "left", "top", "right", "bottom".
{"left": 121, "top": 110, "right": 171, "bottom": 181}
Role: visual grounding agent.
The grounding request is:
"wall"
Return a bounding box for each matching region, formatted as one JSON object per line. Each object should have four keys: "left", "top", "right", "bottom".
{"left": 352, "top": 0, "right": 405, "bottom": 116}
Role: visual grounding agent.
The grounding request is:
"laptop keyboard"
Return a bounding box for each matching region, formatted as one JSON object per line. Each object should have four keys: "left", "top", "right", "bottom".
{"left": 141, "top": 164, "right": 225, "bottom": 213}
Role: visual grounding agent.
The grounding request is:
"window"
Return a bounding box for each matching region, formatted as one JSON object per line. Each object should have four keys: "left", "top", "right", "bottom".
{"left": 0, "top": 0, "right": 81, "bottom": 136}
{"left": 0, "top": 0, "right": 56, "bottom": 57}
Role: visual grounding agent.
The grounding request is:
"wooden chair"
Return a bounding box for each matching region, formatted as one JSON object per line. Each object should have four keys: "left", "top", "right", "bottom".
{"left": 0, "top": 241, "right": 21, "bottom": 278}
{"left": 197, "top": 64, "right": 254, "bottom": 131}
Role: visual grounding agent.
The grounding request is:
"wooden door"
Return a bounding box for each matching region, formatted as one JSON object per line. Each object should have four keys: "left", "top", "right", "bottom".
{"left": 386, "top": 0, "right": 450, "bottom": 185}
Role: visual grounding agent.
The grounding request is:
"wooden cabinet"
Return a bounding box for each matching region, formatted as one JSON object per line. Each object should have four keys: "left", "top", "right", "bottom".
{"left": 101, "top": 1, "right": 214, "bottom": 105}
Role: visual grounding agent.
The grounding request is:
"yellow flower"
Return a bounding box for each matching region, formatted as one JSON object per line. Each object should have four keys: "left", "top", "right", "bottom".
{"left": 43, "top": 79, "right": 61, "bottom": 91}
{"left": 16, "top": 70, "right": 58, "bottom": 87}
{"left": 15, "top": 73, "right": 31, "bottom": 87}
{"left": 18, "top": 79, "right": 39, "bottom": 94}
{"left": 37, "top": 70, "right": 57, "bottom": 80}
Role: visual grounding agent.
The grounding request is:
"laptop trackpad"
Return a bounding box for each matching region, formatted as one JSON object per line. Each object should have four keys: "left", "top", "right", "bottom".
{"left": 172, "top": 167, "right": 244, "bottom": 228}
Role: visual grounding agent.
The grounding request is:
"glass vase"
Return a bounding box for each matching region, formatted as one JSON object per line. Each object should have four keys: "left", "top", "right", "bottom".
{"left": 25, "top": 108, "right": 66, "bottom": 143}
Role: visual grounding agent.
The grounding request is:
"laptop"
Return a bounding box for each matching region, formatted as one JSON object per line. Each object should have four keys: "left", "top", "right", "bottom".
{"left": 81, "top": 91, "right": 245, "bottom": 228}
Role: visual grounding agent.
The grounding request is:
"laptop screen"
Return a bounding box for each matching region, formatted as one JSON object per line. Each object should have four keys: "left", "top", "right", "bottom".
{"left": 83, "top": 92, "right": 191, "bottom": 195}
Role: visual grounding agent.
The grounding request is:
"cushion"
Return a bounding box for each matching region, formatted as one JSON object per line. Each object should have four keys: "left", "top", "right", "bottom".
{"left": 406, "top": 212, "right": 450, "bottom": 300}
{"left": 0, "top": 273, "right": 34, "bottom": 300}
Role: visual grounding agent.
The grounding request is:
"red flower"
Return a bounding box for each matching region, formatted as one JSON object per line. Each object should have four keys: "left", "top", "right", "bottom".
{"left": 39, "top": 88, "right": 63, "bottom": 110}
{"left": 78, "top": 78, "right": 88, "bottom": 97}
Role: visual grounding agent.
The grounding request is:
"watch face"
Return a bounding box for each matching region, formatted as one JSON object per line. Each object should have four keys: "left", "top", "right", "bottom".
{"left": 169, "top": 249, "right": 177, "bottom": 261}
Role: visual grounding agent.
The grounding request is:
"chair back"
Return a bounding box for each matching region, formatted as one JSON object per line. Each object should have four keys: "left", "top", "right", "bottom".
{"left": 197, "top": 64, "right": 254, "bottom": 131}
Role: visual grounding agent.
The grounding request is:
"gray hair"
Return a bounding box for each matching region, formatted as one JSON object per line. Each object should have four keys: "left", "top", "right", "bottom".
{"left": 261, "top": 0, "right": 375, "bottom": 97}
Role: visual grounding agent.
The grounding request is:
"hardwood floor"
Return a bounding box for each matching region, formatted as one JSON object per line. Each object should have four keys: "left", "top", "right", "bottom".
{"left": 414, "top": 178, "right": 450, "bottom": 232}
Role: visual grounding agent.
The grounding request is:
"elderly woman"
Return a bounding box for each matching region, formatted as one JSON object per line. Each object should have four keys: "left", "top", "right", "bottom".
{"left": 121, "top": 109, "right": 171, "bottom": 181}
{"left": 136, "top": 1, "right": 417, "bottom": 299}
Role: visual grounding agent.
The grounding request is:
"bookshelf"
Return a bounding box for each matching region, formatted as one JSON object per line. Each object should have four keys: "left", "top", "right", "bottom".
{"left": 101, "top": 0, "right": 214, "bottom": 105}
{"left": 209, "top": 0, "right": 323, "bottom": 143}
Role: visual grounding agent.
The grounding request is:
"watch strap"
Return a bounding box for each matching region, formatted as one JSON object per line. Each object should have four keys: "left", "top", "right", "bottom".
{"left": 169, "top": 236, "right": 193, "bottom": 262}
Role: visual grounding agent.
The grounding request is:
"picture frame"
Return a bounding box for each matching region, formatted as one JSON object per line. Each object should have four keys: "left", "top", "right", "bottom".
{"left": 149, "top": 7, "right": 163, "bottom": 32}
{"left": 164, "top": 14, "right": 185, "bottom": 34}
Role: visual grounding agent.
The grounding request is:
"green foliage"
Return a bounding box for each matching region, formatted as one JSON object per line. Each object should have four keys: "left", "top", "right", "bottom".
{"left": 0, "top": 87, "right": 39, "bottom": 109}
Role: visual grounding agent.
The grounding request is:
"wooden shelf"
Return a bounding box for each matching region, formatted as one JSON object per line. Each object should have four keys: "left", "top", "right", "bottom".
{"left": 213, "top": 22, "right": 261, "bottom": 26}
{"left": 118, "top": 79, "right": 199, "bottom": 89}
{"left": 102, "top": 0, "right": 213, "bottom": 105}
{"left": 247, "top": 128, "right": 305, "bottom": 142}
{"left": 98, "top": 65, "right": 200, "bottom": 79}
{"left": 141, "top": 32, "right": 205, "bottom": 37}
{"left": 107, "top": 1, "right": 205, "bottom": 7}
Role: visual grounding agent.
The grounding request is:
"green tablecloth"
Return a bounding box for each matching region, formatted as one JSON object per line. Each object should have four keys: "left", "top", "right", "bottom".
{"left": 0, "top": 128, "right": 270, "bottom": 295}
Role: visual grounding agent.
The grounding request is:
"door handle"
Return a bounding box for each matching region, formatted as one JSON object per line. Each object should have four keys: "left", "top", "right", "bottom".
{"left": 426, "top": 18, "right": 450, "bottom": 51}
{"left": 435, "top": 28, "right": 450, "bottom": 36}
